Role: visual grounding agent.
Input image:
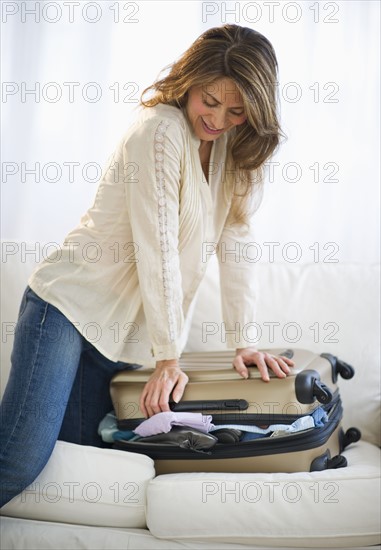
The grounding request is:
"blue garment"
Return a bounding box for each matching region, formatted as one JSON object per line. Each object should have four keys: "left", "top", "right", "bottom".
{"left": 311, "top": 406, "right": 328, "bottom": 427}
{"left": 210, "top": 415, "right": 316, "bottom": 436}
{"left": 98, "top": 411, "right": 119, "bottom": 443}
{"left": 98, "top": 411, "right": 138, "bottom": 442}
{"left": 0, "top": 286, "right": 139, "bottom": 508}
{"left": 210, "top": 407, "right": 329, "bottom": 439}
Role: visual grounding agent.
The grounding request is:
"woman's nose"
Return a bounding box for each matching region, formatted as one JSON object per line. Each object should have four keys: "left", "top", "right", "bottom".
{"left": 209, "top": 109, "right": 227, "bottom": 130}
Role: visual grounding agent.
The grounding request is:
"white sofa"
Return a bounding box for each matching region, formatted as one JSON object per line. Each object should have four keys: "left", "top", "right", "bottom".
{"left": 1, "top": 242, "right": 380, "bottom": 549}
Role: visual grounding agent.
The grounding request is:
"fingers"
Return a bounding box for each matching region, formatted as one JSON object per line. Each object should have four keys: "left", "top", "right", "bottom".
{"left": 277, "top": 355, "right": 295, "bottom": 374}
{"left": 140, "top": 381, "right": 171, "bottom": 418}
{"left": 253, "top": 354, "right": 271, "bottom": 382}
{"left": 279, "top": 355, "right": 295, "bottom": 367}
{"left": 172, "top": 372, "right": 189, "bottom": 402}
{"left": 139, "top": 367, "right": 189, "bottom": 418}
{"left": 234, "top": 350, "right": 296, "bottom": 383}
{"left": 260, "top": 353, "right": 296, "bottom": 380}
{"left": 139, "top": 385, "right": 151, "bottom": 418}
{"left": 233, "top": 356, "right": 249, "bottom": 379}
{"left": 265, "top": 354, "right": 287, "bottom": 379}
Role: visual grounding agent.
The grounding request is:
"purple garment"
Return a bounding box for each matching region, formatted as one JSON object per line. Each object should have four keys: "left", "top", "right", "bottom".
{"left": 133, "top": 411, "right": 214, "bottom": 437}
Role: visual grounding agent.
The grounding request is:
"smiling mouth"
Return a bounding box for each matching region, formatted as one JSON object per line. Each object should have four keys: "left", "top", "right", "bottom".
{"left": 201, "top": 118, "right": 224, "bottom": 134}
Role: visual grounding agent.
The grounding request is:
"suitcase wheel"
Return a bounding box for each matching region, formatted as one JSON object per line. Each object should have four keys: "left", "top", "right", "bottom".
{"left": 321, "top": 353, "right": 355, "bottom": 383}
{"left": 295, "top": 370, "right": 333, "bottom": 404}
{"left": 326, "top": 454, "right": 348, "bottom": 469}
{"left": 341, "top": 427, "right": 362, "bottom": 450}
{"left": 335, "top": 359, "right": 355, "bottom": 380}
{"left": 310, "top": 451, "right": 348, "bottom": 471}
{"left": 310, "top": 450, "right": 332, "bottom": 471}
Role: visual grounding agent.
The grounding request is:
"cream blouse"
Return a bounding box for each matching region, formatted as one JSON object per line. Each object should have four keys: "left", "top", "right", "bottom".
{"left": 28, "top": 103, "right": 257, "bottom": 366}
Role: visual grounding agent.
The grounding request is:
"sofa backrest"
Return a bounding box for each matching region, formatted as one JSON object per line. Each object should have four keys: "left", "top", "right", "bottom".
{"left": 1, "top": 241, "right": 380, "bottom": 446}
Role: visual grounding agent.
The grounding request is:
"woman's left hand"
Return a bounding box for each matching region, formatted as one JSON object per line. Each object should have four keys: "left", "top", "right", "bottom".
{"left": 233, "top": 347, "right": 295, "bottom": 382}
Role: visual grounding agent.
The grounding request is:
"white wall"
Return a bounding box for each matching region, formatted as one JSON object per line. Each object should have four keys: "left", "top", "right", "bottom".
{"left": 1, "top": 0, "right": 380, "bottom": 267}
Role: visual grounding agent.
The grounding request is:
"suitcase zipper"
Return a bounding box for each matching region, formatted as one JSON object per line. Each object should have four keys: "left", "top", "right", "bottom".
{"left": 211, "top": 390, "right": 340, "bottom": 426}
{"left": 114, "top": 398, "right": 342, "bottom": 460}
{"left": 117, "top": 391, "right": 340, "bottom": 431}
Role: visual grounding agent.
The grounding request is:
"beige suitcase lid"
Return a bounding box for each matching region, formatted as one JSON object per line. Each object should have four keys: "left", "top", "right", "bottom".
{"left": 112, "top": 348, "right": 314, "bottom": 383}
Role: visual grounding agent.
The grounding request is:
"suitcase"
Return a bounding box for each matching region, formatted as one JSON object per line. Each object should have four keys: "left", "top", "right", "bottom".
{"left": 110, "top": 348, "right": 361, "bottom": 474}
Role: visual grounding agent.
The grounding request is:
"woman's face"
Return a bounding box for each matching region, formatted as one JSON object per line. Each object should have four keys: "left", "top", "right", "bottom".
{"left": 185, "top": 77, "right": 247, "bottom": 142}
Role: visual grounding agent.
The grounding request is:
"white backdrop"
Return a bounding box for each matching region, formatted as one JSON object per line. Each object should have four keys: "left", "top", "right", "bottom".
{"left": 1, "top": 0, "right": 380, "bottom": 266}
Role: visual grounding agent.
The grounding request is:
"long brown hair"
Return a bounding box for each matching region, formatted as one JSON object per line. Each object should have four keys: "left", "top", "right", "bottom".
{"left": 141, "top": 24, "right": 282, "bottom": 226}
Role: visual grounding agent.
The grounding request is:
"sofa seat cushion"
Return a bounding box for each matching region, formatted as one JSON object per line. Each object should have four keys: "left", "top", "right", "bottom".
{"left": 147, "top": 440, "right": 381, "bottom": 547}
{"left": 0, "top": 440, "right": 155, "bottom": 528}
{"left": 0, "top": 518, "right": 277, "bottom": 550}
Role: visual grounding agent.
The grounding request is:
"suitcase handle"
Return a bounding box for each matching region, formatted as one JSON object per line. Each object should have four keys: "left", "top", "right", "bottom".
{"left": 169, "top": 399, "right": 249, "bottom": 412}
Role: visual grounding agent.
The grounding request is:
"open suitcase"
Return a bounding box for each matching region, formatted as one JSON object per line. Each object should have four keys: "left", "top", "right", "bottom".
{"left": 110, "top": 348, "right": 361, "bottom": 474}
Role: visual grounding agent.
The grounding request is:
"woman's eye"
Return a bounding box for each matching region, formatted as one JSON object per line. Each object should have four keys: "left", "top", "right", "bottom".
{"left": 202, "top": 98, "right": 218, "bottom": 108}
{"left": 202, "top": 97, "right": 245, "bottom": 117}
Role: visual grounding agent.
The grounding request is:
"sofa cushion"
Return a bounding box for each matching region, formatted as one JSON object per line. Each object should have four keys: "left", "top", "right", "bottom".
{"left": 0, "top": 440, "right": 155, "bottom": 528}
{"left": 147, "top": 440, "right": 381, "bottom": 547}
{"left": 0, "top": 519, "right": 268, "bottom": 550}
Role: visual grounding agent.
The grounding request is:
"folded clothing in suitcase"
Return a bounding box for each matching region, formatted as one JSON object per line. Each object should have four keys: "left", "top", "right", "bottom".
{"left": 109, "top": 348, "right": 361, "bottom": 474}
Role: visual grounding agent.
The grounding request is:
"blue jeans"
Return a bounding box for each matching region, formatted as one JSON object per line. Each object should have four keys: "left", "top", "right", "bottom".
{"left": 0, "top": 286, "right": 141, "bottom": 507}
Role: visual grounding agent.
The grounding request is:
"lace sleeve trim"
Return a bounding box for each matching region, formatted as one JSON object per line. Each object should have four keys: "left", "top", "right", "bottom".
{"left": 154, "top": 120, "right": 176, "bottom": 342}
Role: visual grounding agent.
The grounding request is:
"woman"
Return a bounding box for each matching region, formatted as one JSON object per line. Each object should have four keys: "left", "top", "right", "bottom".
{"left": 0, "top": 24, "right": 294, "bottom": 507}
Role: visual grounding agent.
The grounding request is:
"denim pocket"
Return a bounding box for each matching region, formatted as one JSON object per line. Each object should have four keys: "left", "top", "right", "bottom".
{"left": 16, "top": 286, "right": 30, "bottom": 320}
{"left": 17, "top": 286, "right": 47, "bottom": 320}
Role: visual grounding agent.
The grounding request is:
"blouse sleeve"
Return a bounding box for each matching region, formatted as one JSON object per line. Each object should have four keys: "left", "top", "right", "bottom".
{"left": 217, "top": 213, "right": 258, "bottom": 350}
{"left": 123, "top": 116, "right": 184, "bottom": 361}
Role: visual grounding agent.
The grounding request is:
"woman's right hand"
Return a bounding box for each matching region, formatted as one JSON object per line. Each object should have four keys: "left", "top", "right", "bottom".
{"left": 139, "top": 359, "right": 189, "bottom": 418}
